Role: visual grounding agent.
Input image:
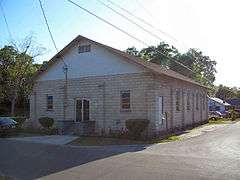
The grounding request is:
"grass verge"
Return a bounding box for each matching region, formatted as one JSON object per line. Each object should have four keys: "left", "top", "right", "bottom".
{"left": 69, "top": 135, "right": 182, "bottom": 146}
{"left": 207, "top": 118, "right": 232, "bottom": 125}
{"left": 69, "top": 137, "right": 148, "bottom": 146}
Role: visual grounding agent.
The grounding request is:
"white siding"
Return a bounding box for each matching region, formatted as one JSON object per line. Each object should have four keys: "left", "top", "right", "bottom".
{"left": 37, "top": 40, "right": 144, "bottom": 81}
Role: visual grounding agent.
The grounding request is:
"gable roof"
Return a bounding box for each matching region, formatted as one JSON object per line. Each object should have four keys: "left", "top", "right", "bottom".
{"left": 209, "top": 97, "right": 230, "bottom": 106}
{"left": 31, "top": 35, "right": 208, "bottom": 89}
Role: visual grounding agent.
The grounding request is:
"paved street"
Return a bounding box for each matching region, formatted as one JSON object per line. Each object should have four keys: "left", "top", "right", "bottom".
{"left": 1, "top": 122, "right": 240, "bottom": 180}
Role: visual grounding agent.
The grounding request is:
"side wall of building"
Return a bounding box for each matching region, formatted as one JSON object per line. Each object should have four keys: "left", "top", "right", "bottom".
{"left": 30, "top": 71, "right": 208, "bottom": 136}
{"left": 151, "top": 74, "right": 208, "bottom": 134}
{"left": 30, "top": 72, "right": 157, "bottom": 134}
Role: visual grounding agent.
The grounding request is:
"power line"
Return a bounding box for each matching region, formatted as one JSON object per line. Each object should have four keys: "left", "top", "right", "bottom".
{"left": 0, "top": 1, "right": 13, "bottom": 40}
{"left": 38, "top": 0, "right": 59, "bottom": 53}
{"left": 106, "top": 0, "right": 182, "bottom": 48}
{"left": 96, "top": 0, "right": 164, "bottom": 42}
{"left": 104, "top": 0, "right": 212, "bottom": 82}
{"left": 66, "top": 0, "right": 204, "bottom": 78}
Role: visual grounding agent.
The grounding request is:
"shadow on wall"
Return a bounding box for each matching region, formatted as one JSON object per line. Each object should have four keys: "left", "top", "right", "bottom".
{"left": 0, "top": 140, "right": 148, "bottom": 180}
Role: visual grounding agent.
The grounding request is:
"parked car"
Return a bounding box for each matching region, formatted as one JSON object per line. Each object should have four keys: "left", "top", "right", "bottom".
{"left": 221, "top": 110, "right": 231, "bottom": 118}
{"left": 0, "top": 117, "right": 18, "bottom": 137}
{"left": 209, "top": 111, "right": 223, "bottom": 120}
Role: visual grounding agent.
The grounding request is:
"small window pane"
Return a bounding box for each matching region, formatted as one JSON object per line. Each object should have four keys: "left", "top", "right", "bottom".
{"left": 121, "top": 91, "right": 130, "bottom": 110}
{"left": 47, "top": 95, "right": 53, "bottom": 110}
{"left": 83, "top": 99, "right": 90, "bottom": 121}
{"left": 85, "top": 45, "right": 91, "bottom": 52}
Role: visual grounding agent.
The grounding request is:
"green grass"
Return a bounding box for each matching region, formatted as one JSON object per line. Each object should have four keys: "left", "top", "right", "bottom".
{"left": 70, "top": 137, "right": 148, "bottom": 146}
{"left": 70, "top": 135, "right": 182, "bottom": 146}
{"left": 141, "top": 135, "right": 182, "bottom": 144}
{"left": 207, "top": 118, "right": 232, "bottom": 125}
{"left": 157, "top": 135, "right": 181, "bottom": 143}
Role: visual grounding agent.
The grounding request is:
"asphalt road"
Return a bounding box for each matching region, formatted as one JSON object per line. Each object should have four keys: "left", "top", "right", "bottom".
{"left": 0, "top": 122, "right": 240, "bottom": 180}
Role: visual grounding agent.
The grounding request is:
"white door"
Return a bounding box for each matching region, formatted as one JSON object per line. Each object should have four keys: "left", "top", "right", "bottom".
{"left": 158, "top": 96, "right": 164, "bottom": 125}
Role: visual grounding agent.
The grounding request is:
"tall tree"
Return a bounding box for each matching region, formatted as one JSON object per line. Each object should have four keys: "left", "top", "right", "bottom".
{"left": 0, "top": 35, "right": 45, "bottom": 116}
{"left": 125, "top": 43, "right": 217, "bottom": 87}
{"left": 215, "top": 85, "right": 236, "bottom": 100}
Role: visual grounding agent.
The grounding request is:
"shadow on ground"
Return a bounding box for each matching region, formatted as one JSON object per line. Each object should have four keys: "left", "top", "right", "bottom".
{"left": 0, "top": 139, "right": 148, "bottom": 180}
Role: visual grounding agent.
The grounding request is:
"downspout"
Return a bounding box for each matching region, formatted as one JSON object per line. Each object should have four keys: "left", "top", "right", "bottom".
{"left": 57, "top": 56, "right": 68, "bottom": 134}
{"left": 63, "top": 63, "right": 68, "bottom": 122}
{"left": 102, "top": 82, "right": 106, "bottom": 135}
{"left": 98, "top": 82, "right": 106, "bottom": 135}
{"left": 192, "top": 93, "right": 195, "bottom": 126}
{"left": 200, "top": 93, "right": 203, "bottom": 122}
{"left": 33, "top": 91, "right": 37, "bottom": 127}
{"left": 170, "top": 87, "right": 174, "bottom": 131}
{"left": 182, "top": 89, "right": 185, "bottom": 129}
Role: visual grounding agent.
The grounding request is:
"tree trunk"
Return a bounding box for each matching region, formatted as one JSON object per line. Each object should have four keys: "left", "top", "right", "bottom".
{"left": 11, "top": 98, "right": 15, "bottom": 117}
{"left": 10, "top": 89, "right": 17, "bottom": 117}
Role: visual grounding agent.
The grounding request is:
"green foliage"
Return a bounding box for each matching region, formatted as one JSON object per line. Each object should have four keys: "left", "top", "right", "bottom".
{"left": 230, "top": 110, "right": 240, "bottom": 120}
{"left": 38, "top": 117, "right": 54, "bottom": 129}
{"left": 125, "top": 44, "right": 217, "bottom": 87}
{"left": 159, "top": 135, "right": 181, "bottom": 143}
{"left": 125, "top": 119, "right": 150, "bottom": 139}
{"left": 215, "top": 85, "right": 240, "bottom": 100}
{"left": 11, "top": 117, "right": 26, "bottom": 127}
{"left": 0, "top": 36, "right": 43, "bottom": 116}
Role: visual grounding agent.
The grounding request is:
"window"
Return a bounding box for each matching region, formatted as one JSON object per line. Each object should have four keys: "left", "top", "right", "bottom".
{"left": 176, "top": 90, "right": 180, "bottom": 111}
{"left": 196, "top": 93, "right": 199, "bottom": 110}
{"left": 78, "top": 45, "right": 91, "bottom": 53}
{"left": 47, "top": 95, "right": 53, "bottom": 110}
{"left": 121, "top": 90, "right": 130, "bottom": 110}
{"left": 76, "top": 99, "right": 90, "bottom": 122}
{"left": 187, "top": 92, "right": 190, "bottom": 110}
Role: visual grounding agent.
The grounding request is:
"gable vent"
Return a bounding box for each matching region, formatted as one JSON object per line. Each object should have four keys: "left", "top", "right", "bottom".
{"left": 78, "top": 45, "right": 91, "bottom": 53}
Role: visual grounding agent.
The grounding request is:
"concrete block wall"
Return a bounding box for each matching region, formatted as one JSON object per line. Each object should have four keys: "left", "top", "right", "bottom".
{"left": 30, "top": 72, "right": 154, "bottom": 134}
{"left": 30, "top": 72, "right": 208, "bottom": 136}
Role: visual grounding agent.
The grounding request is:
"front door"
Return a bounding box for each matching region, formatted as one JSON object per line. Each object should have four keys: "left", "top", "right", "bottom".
{"left": 76, "top": 99, "right": 90, "bottom": 122}
{"left": 158, "top": 96, "right": 164, "bottom": 125}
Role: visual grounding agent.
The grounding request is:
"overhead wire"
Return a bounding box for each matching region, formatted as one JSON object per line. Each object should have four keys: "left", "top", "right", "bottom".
{"left": 66, "top": 0, "right": 211, "bottom": 83}
{"left": 67, "top": 0, "right": 195, "bottom": 72}
{"left": 103, "top": 0, "right": 212, "bottom": 83}
{"left": 38, "top": 0, "right": 59, "bottom": 53}
{"left": 0, "top": 0, "right": 13, "bottom": 40}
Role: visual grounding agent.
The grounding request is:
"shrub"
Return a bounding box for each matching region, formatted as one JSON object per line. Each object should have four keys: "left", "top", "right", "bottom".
{"left": 231, "top": 110, "right": 240, "bottom": 120}
{"left": 125, "top": 119, "right": 150, "bottom": 139}
{"left": 38, "top": 117, "right": 54, "bottom": 129}
{"left": 11, "top": 117, "right": 26, "bottom": 127}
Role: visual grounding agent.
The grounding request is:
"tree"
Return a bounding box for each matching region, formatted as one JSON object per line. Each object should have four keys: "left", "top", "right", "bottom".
{"left": 0, "top": 35, "right": 45, "bottom": 116}
{"left": 125, "top": 43, "right": 217, "bottom": 87}
{"left": 215, "top": 85, "right": 236, "bottom": 100}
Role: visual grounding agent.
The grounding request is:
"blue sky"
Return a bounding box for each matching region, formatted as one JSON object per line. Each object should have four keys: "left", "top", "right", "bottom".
{"left": 0, "top": 0, "right": 239, "bottom": 87}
